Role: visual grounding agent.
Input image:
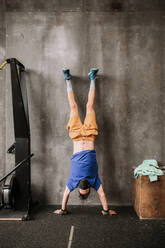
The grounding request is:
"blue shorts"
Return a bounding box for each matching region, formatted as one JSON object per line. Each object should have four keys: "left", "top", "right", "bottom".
{"left": 67, "top": 150, "right": 102, "bottom": 192}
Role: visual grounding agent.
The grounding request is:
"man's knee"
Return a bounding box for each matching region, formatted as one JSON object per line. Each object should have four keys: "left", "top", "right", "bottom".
{"left": 70, "top": 103, "right": 78, "bottom": 115}
{"left": 71, "top": 103, "right": 78, "bottom": 111}
{"left": 86, "top": 102, "right": 94, "bottom": 113}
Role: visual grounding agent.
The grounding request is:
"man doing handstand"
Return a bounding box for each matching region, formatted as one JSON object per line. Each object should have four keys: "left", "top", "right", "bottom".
{"left": 54, "top": 68, "right": 117, "bottom": 216}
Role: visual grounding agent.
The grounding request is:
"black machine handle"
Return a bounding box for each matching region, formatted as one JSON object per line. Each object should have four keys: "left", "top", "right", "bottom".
{"left": 0, "top": 153, "right": 34, "bottom": 183}
{"left": 0, "top": 58, "right": 24, "bottom": 70}
{"left": 7, "top": 58, "right": 25, "bottom": 70}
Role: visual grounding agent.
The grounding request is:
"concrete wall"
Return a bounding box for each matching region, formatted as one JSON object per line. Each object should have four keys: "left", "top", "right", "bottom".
{"left": 0, "top": 0, "right": 165, "bottom": 205}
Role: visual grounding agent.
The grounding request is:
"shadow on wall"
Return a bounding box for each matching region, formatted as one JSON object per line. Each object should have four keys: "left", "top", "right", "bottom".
{"left": 26, "top": 69, "right": 58, "bottom": 204}
{"left": 95, "top": 75, "right": 128, "bottom": 204}
{"left": 25, "top": 70, "right": 131, "bottom": 205}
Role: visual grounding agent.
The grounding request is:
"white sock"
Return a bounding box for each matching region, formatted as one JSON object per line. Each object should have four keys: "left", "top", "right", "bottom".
{"left": 90, "top": 79, "right": 95, "bottom": 90}
{"left": 66, "top": 80, "right": 73, "bottom": 92}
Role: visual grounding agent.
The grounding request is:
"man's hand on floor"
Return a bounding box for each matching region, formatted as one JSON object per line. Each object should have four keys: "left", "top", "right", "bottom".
{"left": 53, "top": 209, "right": 61, "bottom": 214}
{"left": 53, "top": 209, "right": 68, "bottom": 215}
{"left": 109, "top": 210, "right": 117, "bottom": 215}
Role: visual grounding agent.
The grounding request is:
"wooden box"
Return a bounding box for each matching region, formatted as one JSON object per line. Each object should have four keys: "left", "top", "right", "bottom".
{"left": 133, "top": 174, "right": 165, "bottom": 219}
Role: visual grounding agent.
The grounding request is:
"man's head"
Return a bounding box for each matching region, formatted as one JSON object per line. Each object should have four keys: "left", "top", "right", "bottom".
{"left": 78, "top": 179, "right": 90, "bottom": 200}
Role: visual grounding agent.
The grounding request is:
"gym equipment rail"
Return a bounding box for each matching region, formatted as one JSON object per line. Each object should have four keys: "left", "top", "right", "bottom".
{"left": 0, "top": 58, "right": 33, "bottom": 221}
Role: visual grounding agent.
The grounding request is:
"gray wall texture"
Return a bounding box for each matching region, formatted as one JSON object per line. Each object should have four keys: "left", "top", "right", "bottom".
{"left": 0, "top": 0, "right": 165, "bottom": 205}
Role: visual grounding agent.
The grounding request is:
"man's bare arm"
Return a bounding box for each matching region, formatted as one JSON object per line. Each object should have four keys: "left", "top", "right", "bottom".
{"left": 97, "top": 184, "right": 117, "bottom": 215}
{"left": 53, "top": 186, "right": 70, "bottom": 214}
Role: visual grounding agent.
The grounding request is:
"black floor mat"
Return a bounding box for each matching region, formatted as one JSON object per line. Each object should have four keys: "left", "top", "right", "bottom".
{"left": 0, "top": 205, "right": 164, "bottom": 248}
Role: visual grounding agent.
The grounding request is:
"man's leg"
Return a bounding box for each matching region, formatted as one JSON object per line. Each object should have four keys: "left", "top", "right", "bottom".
{"left": 62, "top": 69, "right": 78, "bottom": 117}
{"left": 86, "top": 68, "right": 99, "bottom": 114}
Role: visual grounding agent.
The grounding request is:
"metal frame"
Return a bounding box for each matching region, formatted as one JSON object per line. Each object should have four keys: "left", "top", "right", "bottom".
{"left": 0, "top": 58, "right": 33, "bottom": 220}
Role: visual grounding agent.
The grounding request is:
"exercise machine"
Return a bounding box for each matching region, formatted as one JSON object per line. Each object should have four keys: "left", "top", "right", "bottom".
{"left": 0, "top": 58, "right": 33, "bottom": 220}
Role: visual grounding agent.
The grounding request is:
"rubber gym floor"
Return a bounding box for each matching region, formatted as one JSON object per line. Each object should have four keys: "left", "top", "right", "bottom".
{"left": 0, "top": 205, "right": 165, "bottom": 248}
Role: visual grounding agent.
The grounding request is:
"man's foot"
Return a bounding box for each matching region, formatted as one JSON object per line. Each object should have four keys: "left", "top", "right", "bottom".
{"left": 62, "top": 68, "right": 71, "bottom": 80}
{"left": 88, "top": 68, "right": 99, "bottom": 80}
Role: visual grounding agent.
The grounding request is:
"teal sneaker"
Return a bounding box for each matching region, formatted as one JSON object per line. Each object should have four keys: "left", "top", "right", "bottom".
{"left": 62, "top": 68, "right": 71, "bottom": 80}
{"left": 88, "top": 68, "right": 99, "bottom": 80}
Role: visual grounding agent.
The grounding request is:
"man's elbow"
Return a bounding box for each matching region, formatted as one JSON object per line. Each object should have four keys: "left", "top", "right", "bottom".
{"left": 99, "top": 192, "right": 106, "bottom": 199}
{"left": 65, "top": 186, "right": 71, "bottom": 195}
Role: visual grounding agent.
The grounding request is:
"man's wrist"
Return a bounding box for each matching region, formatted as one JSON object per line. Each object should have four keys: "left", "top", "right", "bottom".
{"left": 101, "top": 209, "right": 109, "bottom": 215}
{"left": 59, "top": 209, "right": 68, "bottom": 215}
{"left": 103, "top": 209, "right": 109, "bottom": 212}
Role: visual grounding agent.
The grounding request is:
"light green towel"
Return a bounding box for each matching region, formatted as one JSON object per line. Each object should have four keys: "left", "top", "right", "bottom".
{"left": 134, "top": 160, "right": 164, "bottom": 182}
